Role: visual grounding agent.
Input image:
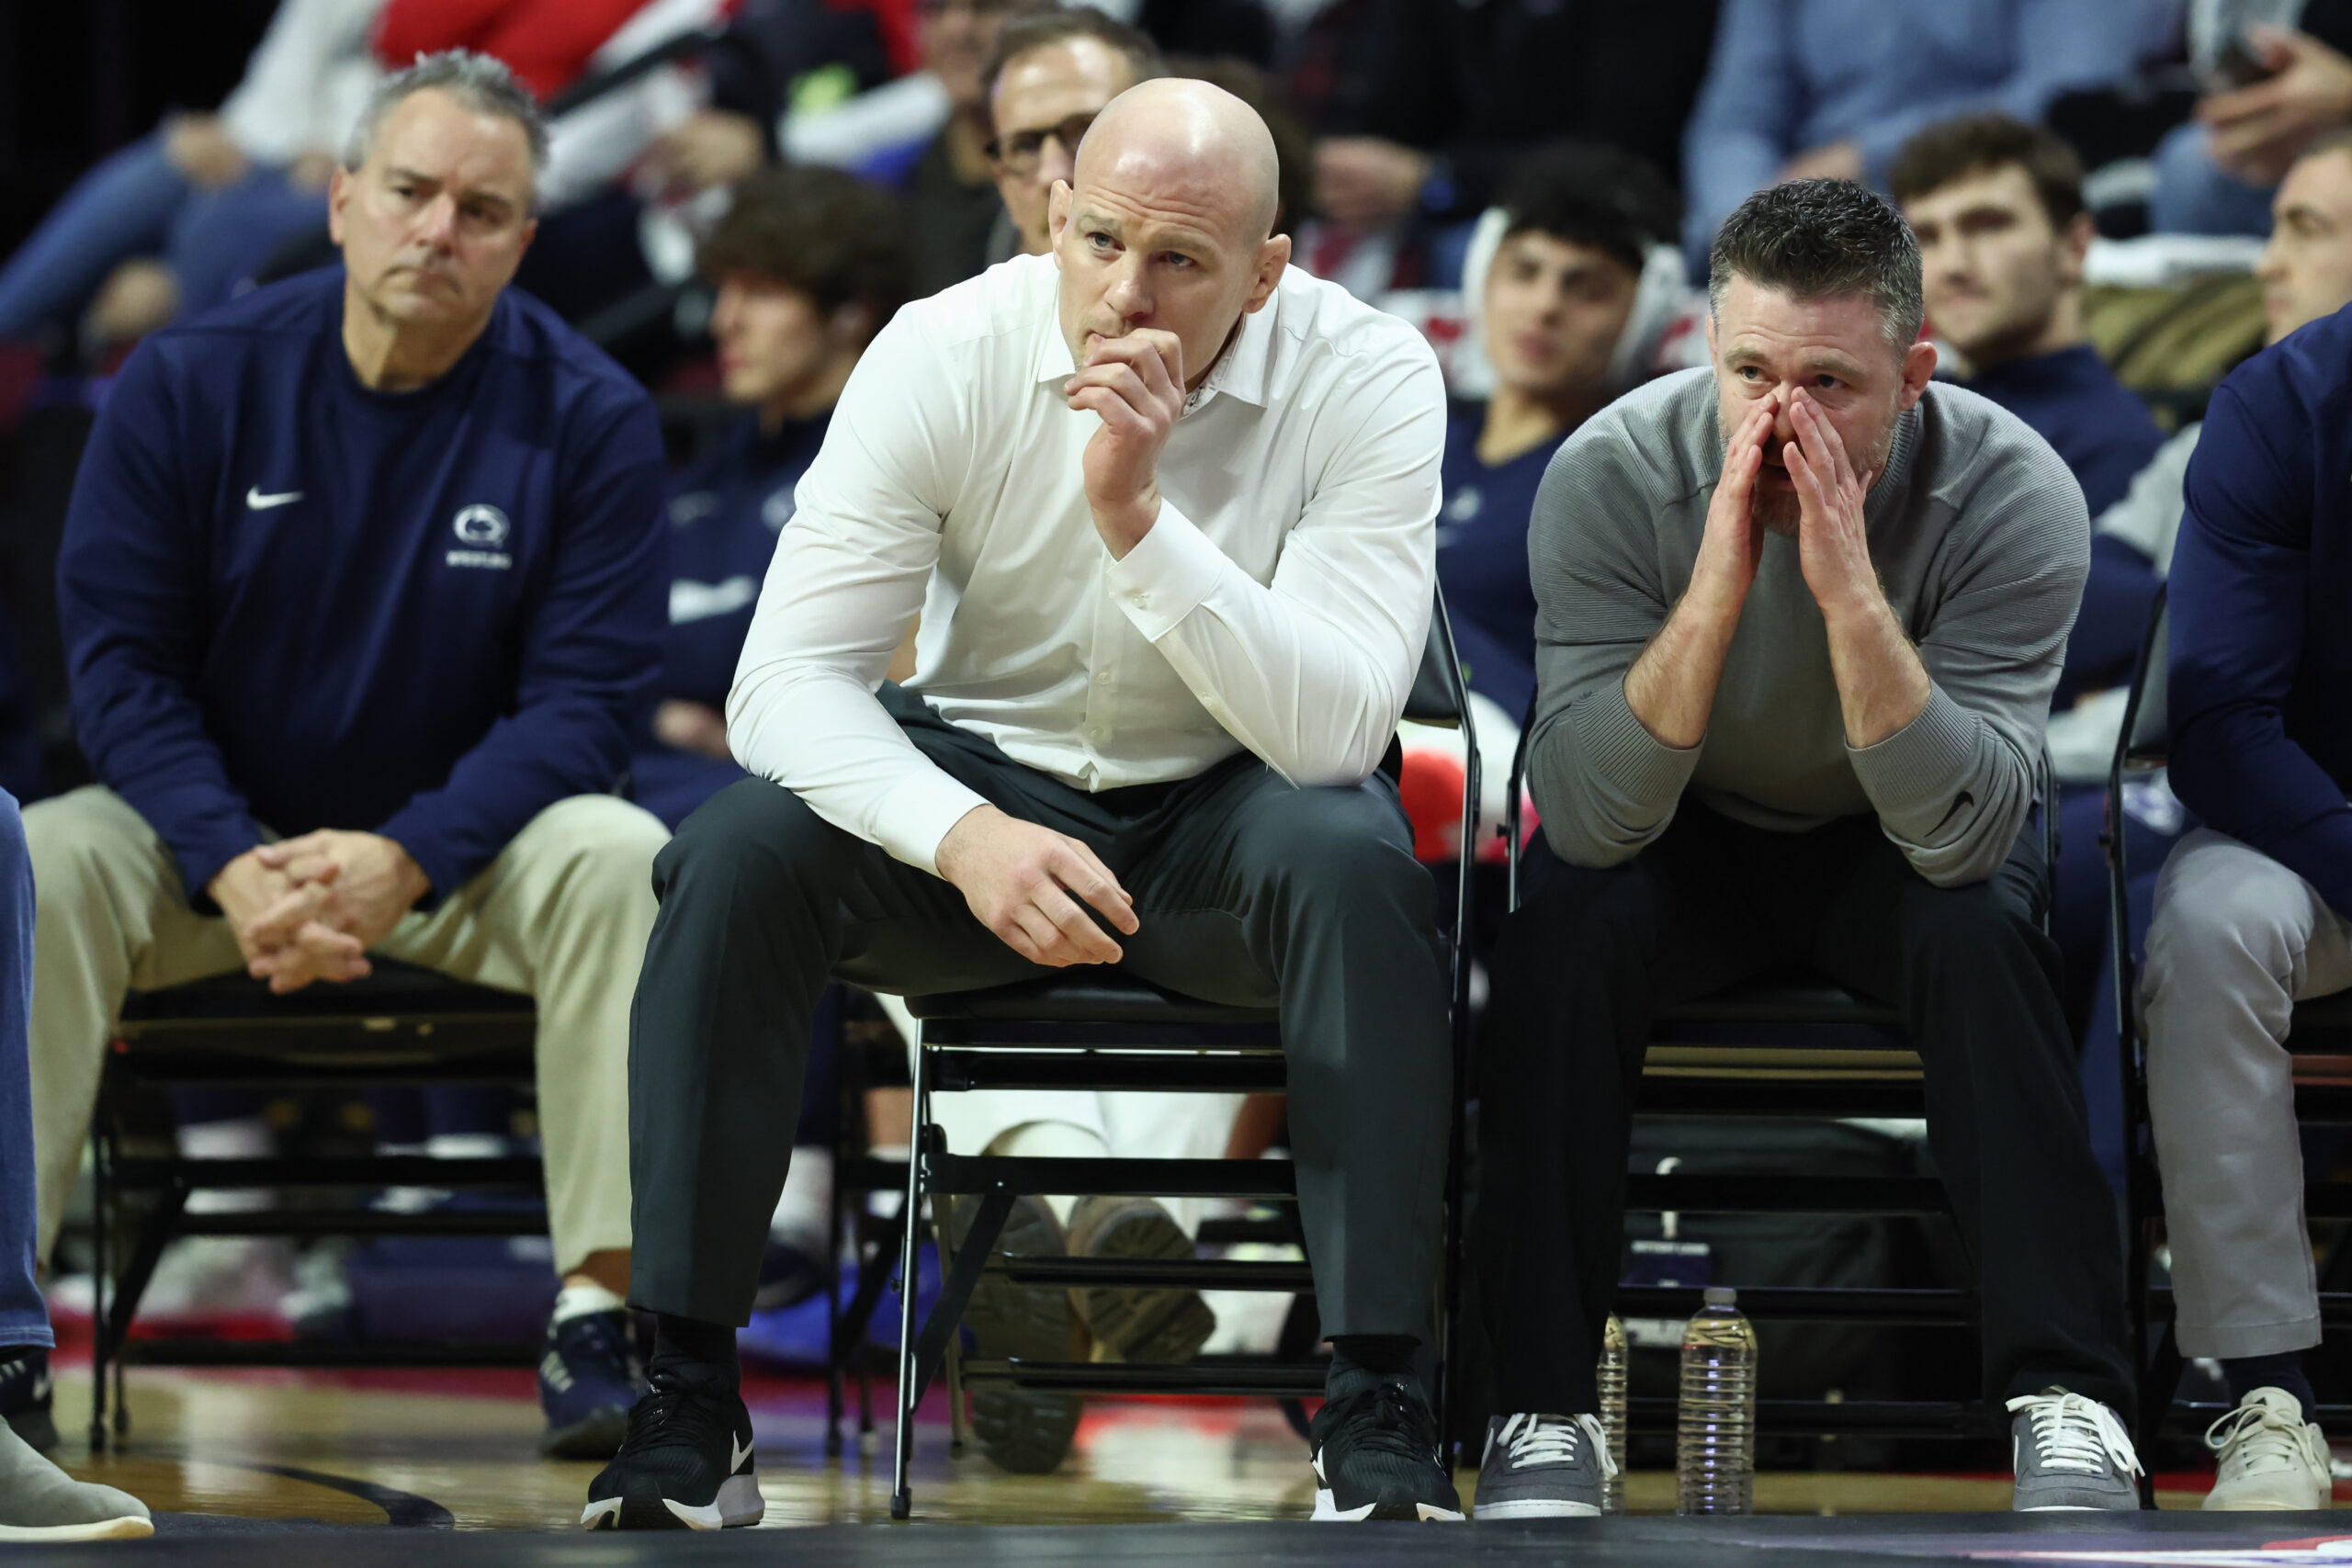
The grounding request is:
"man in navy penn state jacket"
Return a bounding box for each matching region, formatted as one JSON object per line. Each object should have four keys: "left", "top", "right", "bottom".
{"left": 26, "top": 52, "right": 669, "bottom": 1463}
{"left": 2139, "top": 248, "right": 2352, "bottom": 1507}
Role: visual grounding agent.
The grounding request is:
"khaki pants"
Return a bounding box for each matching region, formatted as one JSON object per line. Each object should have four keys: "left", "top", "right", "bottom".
{"left": 2143, "top": 826, "right": 2352, "bottom": 1359}
{"left": 26, "top": 786, "right": 667, "bottom": 1276}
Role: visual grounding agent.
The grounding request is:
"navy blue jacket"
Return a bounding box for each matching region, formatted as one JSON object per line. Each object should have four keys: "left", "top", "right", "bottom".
{"left": 1435, "top": 401, "right": 1564, "bottom": 719}
{"left": 2172, "top": 303, "right": 2352, "bottom": 919}
{"left": 633, "top": 409, "right": 828, "bottom": 829}
{"left": 1965, "top": 343, "right": 2165, "bottom": 520}
{"left": 59, "top": 267, "right": 668, "bottom": 906}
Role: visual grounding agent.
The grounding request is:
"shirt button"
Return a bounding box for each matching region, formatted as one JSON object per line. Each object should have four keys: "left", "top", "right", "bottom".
{"left": 1095, "top": 670, "right": 1113, "bottom": 684}
{"left": 1131, "top": 592, "right": 1151, "bottom": 609}
{"left": 1089, "top": 727, "right": 1108, "bottom": 743}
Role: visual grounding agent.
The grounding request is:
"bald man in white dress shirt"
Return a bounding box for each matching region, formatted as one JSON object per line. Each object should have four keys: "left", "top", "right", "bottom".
{"left": 587, "top": 80, "right": 1463, "bottom": 1530}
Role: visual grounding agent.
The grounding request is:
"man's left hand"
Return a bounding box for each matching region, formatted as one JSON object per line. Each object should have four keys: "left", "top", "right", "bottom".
{"left": 243, "top": 830, "right": 432, "bottom": 978}
{"left": 1784, "top": 390, "right": 1883, "bottom": 623}
{"left": 1068, "top": 330, "right": 1185, "bottom": 558}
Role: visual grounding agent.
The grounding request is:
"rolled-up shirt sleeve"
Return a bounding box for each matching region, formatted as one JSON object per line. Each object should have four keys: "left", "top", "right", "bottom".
{"left": 1103, "top": 335, "right": 1446, "bottom": 787}
{"left": 1847, "top": 439, "right": 2087, "bottom": 887}
{"left": 725, "top": 310, "right": 983, "bottom": 874}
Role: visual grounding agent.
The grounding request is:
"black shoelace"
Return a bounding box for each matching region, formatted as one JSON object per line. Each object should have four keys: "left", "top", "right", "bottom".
{"left": 614, "top": 1367, "right": 734, "bottom": 1460}
{"left": 1333, "top": 1383, "right": 1439, "bottom": 1465}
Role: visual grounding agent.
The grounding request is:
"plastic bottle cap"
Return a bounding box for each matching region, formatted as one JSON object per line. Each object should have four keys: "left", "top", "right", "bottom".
{"left": 1702, "top": 1287, "right": 1736, "bottom": 1306}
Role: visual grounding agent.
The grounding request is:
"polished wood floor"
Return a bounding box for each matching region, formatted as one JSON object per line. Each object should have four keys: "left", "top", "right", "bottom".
{"left": 32, "top": 1358, "right": 2308, "bottom": 1531}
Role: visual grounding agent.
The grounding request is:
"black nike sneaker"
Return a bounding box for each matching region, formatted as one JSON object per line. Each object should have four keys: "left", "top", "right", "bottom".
{"left": 1306, "top": 1373, "right": 1464, "bottom": 1521}
{"left": 580, "top": 1360, "right": 763, "bottom": 1530}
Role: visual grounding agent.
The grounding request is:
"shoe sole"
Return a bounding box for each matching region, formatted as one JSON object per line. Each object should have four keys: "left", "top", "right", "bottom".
{"left": 1069, "top": 1204, "right": 1215, "bottom": 1365}
{"left": 541, "top": 1404, "right": 631, "bottom": 1461}
{"left": 1311, "top": 1489, "right": 1464, "bottom": 1522}
{"left": 581, "top": 1472, "right": 763, "bottom": 1530}
{"left": 1475, "top": 1498, "right": 1601, "bottom": 1519}
{"left": 0, "top": 1517, "right": 153, "bottom": 1541}
{"left": 954, "top": 1195, "right": 1080, "bottom": 1475}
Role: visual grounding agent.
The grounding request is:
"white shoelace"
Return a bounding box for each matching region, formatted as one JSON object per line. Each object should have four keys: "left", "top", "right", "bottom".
{"left": 2006, "top": 1391, "right": 2144, "bottom": 1479}
{"left": 2205, "top": 1399, "right": 2325, "bottom": 1480}
{"left": 1497, "top": 1412, "right": 1618, "bottom": 1479}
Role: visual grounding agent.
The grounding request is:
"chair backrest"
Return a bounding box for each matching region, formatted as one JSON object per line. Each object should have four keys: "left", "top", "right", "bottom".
{"left": 1402, "top": 590, "right": 1470, "bottom": 728}
{"left": 2120, "top": 583, "right": 2171, "bottom": 768}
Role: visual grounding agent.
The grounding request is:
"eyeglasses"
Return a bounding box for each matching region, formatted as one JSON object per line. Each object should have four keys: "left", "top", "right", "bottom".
{"left": 985, "top": 112, "right": 1098, "bottom": 175}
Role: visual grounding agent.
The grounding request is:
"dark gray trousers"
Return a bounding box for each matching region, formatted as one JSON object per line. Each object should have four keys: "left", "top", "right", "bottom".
{"left": 1476, "top": 806, "right": 2135, "bottom": 1420}
{"left": 626, "top": 688, "right": 1452, "bottom": 1336}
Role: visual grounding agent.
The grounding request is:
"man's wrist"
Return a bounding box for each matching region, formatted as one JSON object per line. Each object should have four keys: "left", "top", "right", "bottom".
{"left": 1817, "top": 582, "right": 1897, "bottom": 642}
{"left": 379, "top": 837, "right": 433, "bottom": 907}
{"left": 1091, "top": 493, "right": 1160, "bottom": 559}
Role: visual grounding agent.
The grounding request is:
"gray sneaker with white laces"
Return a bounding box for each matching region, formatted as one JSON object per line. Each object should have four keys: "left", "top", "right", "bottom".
{"left": 1473, "top": 1412, "right": 1615, "bottom": 1519}
{"left": 2203, "top": 1388, "right": 2332, "bottom": 1510}
{"left": 2007, "top": 1388, "right": 2144, "bottom": 1511}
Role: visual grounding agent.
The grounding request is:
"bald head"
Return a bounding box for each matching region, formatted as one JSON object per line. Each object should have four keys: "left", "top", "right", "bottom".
{"left": 1074, "top": 78, "right": 1280, "bottom": 245}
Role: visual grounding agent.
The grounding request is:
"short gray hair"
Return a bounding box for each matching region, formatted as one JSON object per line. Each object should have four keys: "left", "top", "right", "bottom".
{"left": 1707, "top": 178, "right": 1925, "bottom": 353}
{"left": 344, "top": 51, "right": 548, "bottom": 196}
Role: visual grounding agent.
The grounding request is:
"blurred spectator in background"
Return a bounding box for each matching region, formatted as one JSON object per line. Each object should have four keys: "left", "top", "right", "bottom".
{"left": 636, "top": 166, "right": 912, "bottom": 1315}
{"left": 1438, "top": 143, "right": 1683, "bottom": 721}
{"left": 1894, "top": 112, "right": 2165, "bottom": 1047}
{"left": 1894, "top": 114, "right": 2165, "bottom": 521}
{"left": 0, "top": 0, "right": 384, "bottom": 355}
{"left": 984, "top": 7, "right": 1166, "bottom": 260}
{"left": 1312, "top": 0, "right": 1718, "bottom": 236}
{"left": 1681, "top": 0, "right": 2147, "bottom": 275}
{"left": 637, "top": 166, "right": 913, "bottom": 829}
{"left": 2151, "top": 6, "right": 2352, "bottom": 235}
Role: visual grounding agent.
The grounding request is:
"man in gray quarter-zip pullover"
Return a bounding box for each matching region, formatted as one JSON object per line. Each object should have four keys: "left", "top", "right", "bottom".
{"left": 1467, "top": 179, "right": 2143, "bottom": 1522}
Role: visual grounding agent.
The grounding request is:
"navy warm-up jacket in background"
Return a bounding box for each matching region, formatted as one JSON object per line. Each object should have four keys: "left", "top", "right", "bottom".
{"left": 2171, "top": 299, "right": 2352, "bottom": 921}
{"left": 57, "top": 266, "right": 669, "bottom": 907}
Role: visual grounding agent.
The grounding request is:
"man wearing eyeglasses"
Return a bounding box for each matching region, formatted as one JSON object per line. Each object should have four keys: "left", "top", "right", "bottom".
{"left": 984, "top": 8, "right": 1166, "bottom": 260}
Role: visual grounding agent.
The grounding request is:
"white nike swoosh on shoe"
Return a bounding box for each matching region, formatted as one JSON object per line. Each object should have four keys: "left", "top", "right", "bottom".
{"left": 730, "top": 1433, "right": 754, "bottom": 1473}
{"left": 246, "top": 487, "right": 304, "bottom": 510}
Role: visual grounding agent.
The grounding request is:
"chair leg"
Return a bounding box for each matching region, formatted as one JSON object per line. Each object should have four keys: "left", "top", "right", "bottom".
{"left": 825, "top": 1131, "right": 848, "bottom": 1461}
{"left": 87, "top": 1099, "right": 109, "bottom": 1453}
{"left": 890, "top": 1041, "right": 933, "bottom": 1520}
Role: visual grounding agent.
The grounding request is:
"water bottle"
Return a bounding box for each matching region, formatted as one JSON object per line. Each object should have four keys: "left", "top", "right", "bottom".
{"left": 1675, "top": 1286, "right": 1757, "bottom": 1515}
{"left": 1599, "top": 1314, "right": 1629, "bottom": 1514}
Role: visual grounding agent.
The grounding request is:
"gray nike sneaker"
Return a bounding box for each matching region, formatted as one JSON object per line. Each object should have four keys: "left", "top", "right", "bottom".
{"left": 2007, "top": 1388, "right": 2144, "bottom": 1511}
{"left": 1473, "top": 1412, "right": 1614, "bottom": 1519}
{"left": 0, "top": 1419, "right": 150, "bottom": 1540}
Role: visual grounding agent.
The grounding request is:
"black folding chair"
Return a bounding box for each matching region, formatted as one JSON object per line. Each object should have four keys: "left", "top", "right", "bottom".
{"left": 88, "top": 962, "right": 543, "bottom": 1448}
{"left": 885, "top": 592, "right": 1480, "bottom": 1519}
{"left": 1498, "top": 697, "right": 2065, "bottom": 1448}
{"left": 2108, "top": 583, "right": 2352, "bottom": 1456}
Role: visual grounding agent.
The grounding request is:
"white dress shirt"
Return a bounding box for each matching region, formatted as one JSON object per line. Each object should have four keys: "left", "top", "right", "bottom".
{"left": 727, "top": 253, "right": 1447, "bottom": 874}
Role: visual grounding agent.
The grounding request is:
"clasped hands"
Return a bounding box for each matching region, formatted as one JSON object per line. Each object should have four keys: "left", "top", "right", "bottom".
{"left": 206, "top": 831, "right": 431, "bottom": 995}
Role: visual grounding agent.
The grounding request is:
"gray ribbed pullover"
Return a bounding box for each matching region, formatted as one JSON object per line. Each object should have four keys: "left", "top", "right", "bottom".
{"left": 1527, "top": 367, "right": 2088, "bottom": 887}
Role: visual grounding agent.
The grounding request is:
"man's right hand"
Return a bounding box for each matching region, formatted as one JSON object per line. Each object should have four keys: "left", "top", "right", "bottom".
{"left": 935, "top": 805, "right": 1138, "bottom": 967}
{"left": 207, "top": 848, "right": 368, "bottom": 993}
{"left": 1693, "top": 393, "right": 1776, "bottom": 607}
{"left": 1621, "top": 394, "right": 1776, "bottom": 750}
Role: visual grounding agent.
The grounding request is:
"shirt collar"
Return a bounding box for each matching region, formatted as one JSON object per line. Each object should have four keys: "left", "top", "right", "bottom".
{"left": 1030, "top": 287, "right": 1279, "bottom": 416}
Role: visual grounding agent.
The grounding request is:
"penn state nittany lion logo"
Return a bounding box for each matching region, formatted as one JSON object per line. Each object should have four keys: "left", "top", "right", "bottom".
{"left": 452, "top": 503, "right": 510, "bottom": 547}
